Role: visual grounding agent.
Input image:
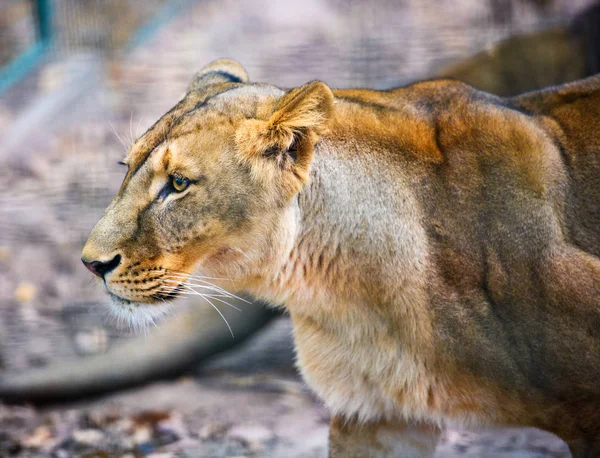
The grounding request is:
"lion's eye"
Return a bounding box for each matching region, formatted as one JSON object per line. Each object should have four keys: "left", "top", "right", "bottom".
{"left": 172, "top": 175, "right": 190, "bottom": 192}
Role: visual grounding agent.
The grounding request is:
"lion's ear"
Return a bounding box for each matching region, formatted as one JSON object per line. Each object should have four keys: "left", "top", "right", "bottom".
{"left": 188, "top": 58, "right": 248, "bottom": 92}
{"left": 268, "top": 80, "right": 334, "bottom": 139}
{"left": 236, "top": 81, "right": 334, "bottom": 178}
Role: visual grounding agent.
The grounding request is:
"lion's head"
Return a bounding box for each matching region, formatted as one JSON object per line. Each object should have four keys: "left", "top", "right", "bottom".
{"left": 81, "top": 59, "right": 334, "bottom": 325}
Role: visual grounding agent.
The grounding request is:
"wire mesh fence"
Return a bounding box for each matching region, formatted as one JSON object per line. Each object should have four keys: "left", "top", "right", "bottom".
{"left": 52, "top": 0, "right": 174, "bottom": 53}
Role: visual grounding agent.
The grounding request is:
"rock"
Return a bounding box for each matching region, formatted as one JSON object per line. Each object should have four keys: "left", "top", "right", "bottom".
{"left": 163, "top": 437, "right": 201, "bottom": 451}
{"left": 14, "top": 282, "right": 37, "bottom": 303}
{"left": 52, "top": 449, "right": 70, "bottom": 458}
{"left": 198, "top": 422, "right": 230, "bottom": 440}
{"left": 132, "top": 425, "right": 152, "bottom": 445}
{"left": 156, "top": 411, "right": 187, "bottom": 443}
{"left": 154, "top": 429, "right": 179, "bottom": 447}
{"left": 136, "top": 442, "right": 155, "bottom": 455}
{"left": 72, "top": 428, "right": 104, "bottom": 447}
{"left": 228, "top": 423, "right": 275, "bottom": 452}
{"left": 23, "top": 425, "right": 53, "bottom": 449}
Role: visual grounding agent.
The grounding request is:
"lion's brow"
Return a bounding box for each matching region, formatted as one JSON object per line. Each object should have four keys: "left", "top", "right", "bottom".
{"left": 121, "top": 83, "right": 272, "bottom": 195}
{"left": 118, "top": 101, "right": 204, "bottom": 191}
{"left": 165, "top": 85, "right": 253, "bottom": 135}
{"left": 124, "top": 85, "right": 245, "bottom": 186}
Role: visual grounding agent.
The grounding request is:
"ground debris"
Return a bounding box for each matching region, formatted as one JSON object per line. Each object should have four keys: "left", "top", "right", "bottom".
{"left": 0, "top": 374, "right": 327, "bottom": 457}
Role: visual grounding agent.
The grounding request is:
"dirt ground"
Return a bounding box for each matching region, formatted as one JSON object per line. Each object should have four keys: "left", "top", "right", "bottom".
{"left": 0, "top": 0, "right": 593, "bottom": 456}
{"left": 0, "top": 318, "right": 571, "bottom": 458}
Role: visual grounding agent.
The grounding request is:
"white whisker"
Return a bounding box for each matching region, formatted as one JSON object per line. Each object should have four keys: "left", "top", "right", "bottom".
{"left": 162, "top": 276, "right": 231, "bottom": 294}
{"left": 129, "top": 110, "right": 134, "bottom": 146}
{"left": 163, "top": 279, "right": 251, "bottom": 304}
{"left": 162, "top": 275, "right": 247, "bottom": 297}
{"left": 157, "top": 284, "right": 235, "bottom": 337}
{"left": 203, "top": 296, "right": 234, "bottom": 338}
{"left": 166, "top": 270, "right": 233, "bottom": 282}
{"left": 204, "top": 295, "right": 242, "bottom": 312}
{"left": 136, "top": 116, "right": 144, "bottom": 139}
{"left": 213, "top": 258, "right": 237, "bottom": 284}
{"left": 109, "top": 121, "right": 128, "bottom": 150}
{"left": 156, "top": 281, "right": 243, "bottom": 313}
{"left": 169, "top": 291, "right": 242, "bottom": 312}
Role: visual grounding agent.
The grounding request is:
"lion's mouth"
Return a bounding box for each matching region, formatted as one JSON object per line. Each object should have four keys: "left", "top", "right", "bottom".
{"left": 106, "top": 291, "right": 175, "bottom": 329}
{"left": 104, "top": 281, "right": 185, "bottom": 305}
{"left": 107, "top": 291, "right": 133, "bottom": 305}
{"left": 153, "top": 283, "right": 184, "bottom": 302}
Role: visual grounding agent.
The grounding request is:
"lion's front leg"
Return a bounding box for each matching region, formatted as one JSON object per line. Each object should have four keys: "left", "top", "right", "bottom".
{"left": 328, "top": 415, "right": 441, "bottom": 458}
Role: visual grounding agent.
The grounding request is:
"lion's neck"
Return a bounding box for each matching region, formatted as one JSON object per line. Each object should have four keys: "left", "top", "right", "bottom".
{"left": 253, "top": 138, "right": 432, "bottom": 327}
{"left": 240, "top": 136, "right": 440, "bottom": 424}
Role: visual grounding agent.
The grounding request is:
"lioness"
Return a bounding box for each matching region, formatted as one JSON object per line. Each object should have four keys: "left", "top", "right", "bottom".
{"left": 82, "top": 59, "right": 600, "bottom": 457}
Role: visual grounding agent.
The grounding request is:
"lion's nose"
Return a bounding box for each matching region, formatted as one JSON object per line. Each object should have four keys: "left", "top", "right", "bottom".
{"left": 82, "top": 254, "right": 122, "bottom": 278}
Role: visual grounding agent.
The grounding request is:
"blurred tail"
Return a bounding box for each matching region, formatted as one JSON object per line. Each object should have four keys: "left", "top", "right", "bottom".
{"left": 0, "top": 300, "right": 277, "bottom": 403}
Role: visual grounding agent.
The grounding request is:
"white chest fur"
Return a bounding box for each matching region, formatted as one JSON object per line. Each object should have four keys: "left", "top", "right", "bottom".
{"left": 290, "top": 306, "right": 436, "bottom": 424}
{"left": 254, "top": 146, "right": 453, "bottom": 424}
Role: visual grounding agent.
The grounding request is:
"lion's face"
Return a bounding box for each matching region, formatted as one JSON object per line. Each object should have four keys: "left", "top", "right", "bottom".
{"left": 81, "top": 59, "right": 333, "bottom": 324}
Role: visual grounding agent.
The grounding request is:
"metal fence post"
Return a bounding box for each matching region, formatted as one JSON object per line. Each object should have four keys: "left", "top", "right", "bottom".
{"left": 0, "top": 0, "right": 54, "bottom": 94}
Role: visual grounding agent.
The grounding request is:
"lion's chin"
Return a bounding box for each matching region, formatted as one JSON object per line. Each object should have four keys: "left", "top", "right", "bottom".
{"left": 106, "top": 292, "right": 173, "bottom": 331}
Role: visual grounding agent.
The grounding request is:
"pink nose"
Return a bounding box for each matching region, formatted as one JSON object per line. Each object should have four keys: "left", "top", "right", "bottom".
{"left": 82, "top": 254, "right": 121, "bottom": 278}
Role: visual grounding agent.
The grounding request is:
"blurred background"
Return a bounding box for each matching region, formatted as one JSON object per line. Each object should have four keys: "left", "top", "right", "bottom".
{"left": 0, "top": 0, "right": 597, "bottom": 456}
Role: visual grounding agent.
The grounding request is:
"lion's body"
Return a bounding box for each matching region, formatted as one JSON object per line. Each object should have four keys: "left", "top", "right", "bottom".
{"left": 269, "top": 80, "right": 600, "bottom": 449}
{"left": 81, "top": 59, "right": 600, "bottom": 456}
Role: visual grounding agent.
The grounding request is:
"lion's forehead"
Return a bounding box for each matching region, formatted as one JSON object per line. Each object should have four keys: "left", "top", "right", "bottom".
{"left": 207, "top": 84, "right": 283, "bottom": 115}
{"left": 123, "top": 84, "right": 282, "bottom": 182}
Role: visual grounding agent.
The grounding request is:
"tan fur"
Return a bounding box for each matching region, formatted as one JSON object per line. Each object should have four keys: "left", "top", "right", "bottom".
{"left": 83, "top": 59, "right": 600, "bottom": 457}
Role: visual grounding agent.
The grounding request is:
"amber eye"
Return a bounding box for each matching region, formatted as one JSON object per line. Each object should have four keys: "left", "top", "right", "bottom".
{"left": 172, "top": 175, "right": 190, "bottom": 192}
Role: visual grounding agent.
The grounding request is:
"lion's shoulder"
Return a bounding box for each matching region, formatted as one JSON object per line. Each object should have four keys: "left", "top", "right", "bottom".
{"left": 329, "top": 79, "right": 526, "bottom": 167}
{"left": 332, "top": 79, "right": 500, "bottom": 112}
